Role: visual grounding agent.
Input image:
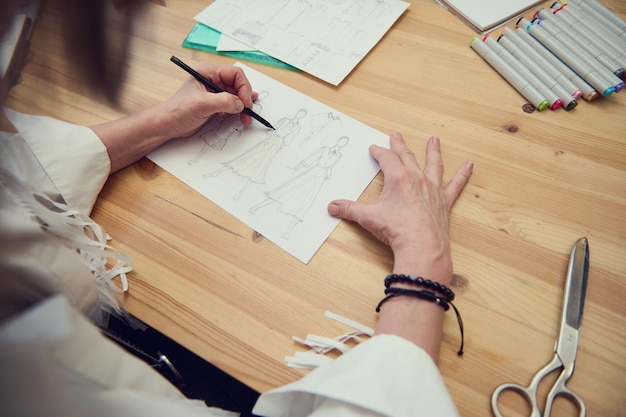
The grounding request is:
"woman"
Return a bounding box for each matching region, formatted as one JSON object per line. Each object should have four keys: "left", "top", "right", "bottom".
{"left": 0, "top": 1, "right": 473, "bottom": 416}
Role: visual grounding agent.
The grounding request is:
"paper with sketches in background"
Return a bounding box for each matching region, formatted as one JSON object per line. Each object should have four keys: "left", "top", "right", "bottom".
{"left": 217, "top": 34, "right": 255, "bottom": 52}
{"left": 194, "top": 0, "right": 409, "bottom": 85}
{"left": 436, "top": 0, "right": 545, "bottom": 34}
{"left": 147, "top": 63, "right": 388, "bottom": 263}
{"left": 183, "top": 23, "right": 298, "bottom": 71}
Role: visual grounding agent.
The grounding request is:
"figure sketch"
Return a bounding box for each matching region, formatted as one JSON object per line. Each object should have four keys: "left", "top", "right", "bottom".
{"left": 299, "top": 111, "right": 341, "bottom": 147}
{"left": 187, "top": 114, "right": 242, "bottom": 165}
{"left": 250, "top": 136, "right": 350, "bottom": 239}
{"left": 196, "top": 0, "right": 408, "bottom": 85}
{"left": 188, "top": 90, "right": 269, "bottom": 165}
{"left": 205, "top": 108, "right": 308, "bottom": 200}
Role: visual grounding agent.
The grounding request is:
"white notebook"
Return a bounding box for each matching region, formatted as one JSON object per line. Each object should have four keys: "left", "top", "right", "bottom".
{"left": 437, "top": 0, "right": 545, "bottom": 34}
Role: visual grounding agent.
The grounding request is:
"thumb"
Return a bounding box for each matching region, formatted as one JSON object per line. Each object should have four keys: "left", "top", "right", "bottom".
{"left": 214, "top": 92, "right": 245, "bottom": 115}
{"left": 328, "top": 199, "right": 360, "bottom": 222}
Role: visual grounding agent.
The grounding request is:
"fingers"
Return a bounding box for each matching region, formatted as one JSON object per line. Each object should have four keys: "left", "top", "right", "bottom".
{"left": 201, "top": 92, "right": 244, "bottom": 118}
{"left": 370, "top": 132, "right": 473, "bottom": 207}
{"left": 391, "top": 132, "right": 420, "bottom": 172}
{"left": 424, "top": 136, "right": 444, "bottom": 186}
{"left": 195, "top": 62, "right": 254, "bottom": 108}
{"left": 215, "top": 65, "right": 254, "bottom": 109}
{"left": 445, "top": 160, "right": 473, "bottom": 203}
{"left": 328, "top": 199, "right": 361, "bottom": 223}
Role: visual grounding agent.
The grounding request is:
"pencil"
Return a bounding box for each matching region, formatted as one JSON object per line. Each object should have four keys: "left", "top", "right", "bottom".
{"left": 170, "top": 55, "right": 275, "bottom": 130}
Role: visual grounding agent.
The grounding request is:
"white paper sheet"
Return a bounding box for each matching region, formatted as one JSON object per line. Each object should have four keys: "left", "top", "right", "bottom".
{"left": 148, "top": 63, "right": 388, "bottom": 263}
{"left": 436, "top": 0, "right": 544, "bottom": 33}
{"left": 195, "top": 0, "right": 409, "bottom": 85}
{"left": 216, "top": 34, "right": 256, "bottom": 52}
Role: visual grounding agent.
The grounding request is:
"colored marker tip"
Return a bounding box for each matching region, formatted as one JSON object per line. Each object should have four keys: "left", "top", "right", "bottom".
{"left": 615, "top": 82, "right": 625, "bottom": 92}
{"left": 551, "top": 100, "right": 563, "bottom": 110}
{"left": 533, "top": 8, "right": 547, "bottom": 19}
{"left": 564, "top": 100, "right": 578, "bottom": 111}
{"left": 603, "top": 87, "right": 616, "bottom": 96}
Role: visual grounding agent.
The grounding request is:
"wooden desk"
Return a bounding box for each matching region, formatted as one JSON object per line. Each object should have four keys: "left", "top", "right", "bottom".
{"left": 5, "top": 0, "right": 626, "bottom": 415}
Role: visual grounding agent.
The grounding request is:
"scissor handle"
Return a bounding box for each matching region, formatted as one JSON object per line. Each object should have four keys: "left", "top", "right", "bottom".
{"left": 543, "top": 372, "right": 587, "bottom": 417}
{"left": 491, "top": 382, "right": 542, "bottom": 417}
{"left": 491, "top": 374, "right": 587, "bottom": 417}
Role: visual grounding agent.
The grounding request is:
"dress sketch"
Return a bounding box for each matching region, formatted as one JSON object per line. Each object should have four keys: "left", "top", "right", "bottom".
{"left": 187, "top": 114, "right": 242, "bottom": 165}
{"left": 250, "top": 136, "right": 349, "bottom": 239}
{"left": 299, "top": 111, "right": 341, "bottom": 147}
{"left": 206, "top": 108, "right": 307, "bottom": 200}
{"left": 188, "top": 91, "right": 270, "bottom": 166}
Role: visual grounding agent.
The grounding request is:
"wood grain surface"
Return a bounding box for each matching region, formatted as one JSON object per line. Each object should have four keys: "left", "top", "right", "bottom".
{"left": 5, "top": 0, "right": 626, "bottom": 415}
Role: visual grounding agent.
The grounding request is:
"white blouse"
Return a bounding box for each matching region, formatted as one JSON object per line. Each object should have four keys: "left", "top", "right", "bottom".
{"left": 0, "top": 109, "right": 458, "bottom": 417}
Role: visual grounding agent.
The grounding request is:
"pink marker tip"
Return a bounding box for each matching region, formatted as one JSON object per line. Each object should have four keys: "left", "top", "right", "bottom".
{"left": 551, "top": 99, "right": 563, "bottom": 110}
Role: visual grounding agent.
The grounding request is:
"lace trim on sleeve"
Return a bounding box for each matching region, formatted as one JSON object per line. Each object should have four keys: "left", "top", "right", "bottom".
{"left": 1, "top": 169, "right": 143, "bottom": 329}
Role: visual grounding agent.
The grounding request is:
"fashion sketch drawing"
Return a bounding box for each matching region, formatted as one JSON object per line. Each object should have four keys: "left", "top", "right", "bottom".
{"left": 250, "top": 136, "right": 350, "bottom": 239}
{"left": 147, "top": 63, "right": 388, "bottom": 263}
{"left": 206, "top": 108, "right": 306, "bottom": 200}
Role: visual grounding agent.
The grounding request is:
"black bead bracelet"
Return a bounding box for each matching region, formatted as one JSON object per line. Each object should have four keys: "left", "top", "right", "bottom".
{"left": 384, "top": 274, "right": 455, "bottom": 302}
{"left": 376, "top": 275, "right": 464, "bottom": 355}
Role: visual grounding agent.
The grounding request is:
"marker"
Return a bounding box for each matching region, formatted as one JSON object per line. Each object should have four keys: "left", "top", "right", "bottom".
{"left": 170, "top": 55, "right": 275, "bottom": 130}
{"left": 515, "top": 27, "right": 597, "bottom": 100}
{"left": 536, "top": 8, "right": 625, "bottom": 82}
{"left": 551, "top": 3, "right": 626, "bottom": 70}
{"left": 532, "top": 16, "right": 624, "bottom": 92}
{"left": 483, "top": 35, "right": 562, "bottom": 109}
{"left": 505, "top": 27, "right": 583, "bottom": 99}
{"left": 553, "top": 2, "right": 626, "bottom": 51}
{"left": 470, "top": 36, "right": 549, "bottom": 110}
{"left": 568, "top": 0, "right": 626, "bottom": 33}
{"left": 498, "top": 33, "right": 577, "bottom": 110}
{"left": 565, "top": 0, "right": 626, "bottom": 41}
{"left": 503, "top": 27, "right": 583, "bottom": 99}
{"left": 518, "top": 17, "right": 616, "bottom": 96}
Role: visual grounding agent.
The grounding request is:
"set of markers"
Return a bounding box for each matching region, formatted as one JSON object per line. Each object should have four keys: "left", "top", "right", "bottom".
{"left": 470, "top": 0, "right": 626, "bottom": 111}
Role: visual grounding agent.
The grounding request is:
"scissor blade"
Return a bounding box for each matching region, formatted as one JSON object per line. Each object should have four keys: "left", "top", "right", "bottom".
{"left": 563, "top": 237, "right": 589, "bottom": 330}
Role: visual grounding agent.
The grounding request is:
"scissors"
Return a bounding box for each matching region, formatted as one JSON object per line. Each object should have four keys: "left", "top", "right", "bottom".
{"left": 491, "top": 237, "right": 589, "bottom": 417}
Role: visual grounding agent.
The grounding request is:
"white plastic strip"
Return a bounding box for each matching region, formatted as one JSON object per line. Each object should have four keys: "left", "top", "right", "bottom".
{"left": 285, "top": 311, "right": 373, "bottom": 369}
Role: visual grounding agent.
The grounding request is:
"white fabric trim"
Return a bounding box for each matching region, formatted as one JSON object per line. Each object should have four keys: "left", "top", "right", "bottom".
{"left": 4, "top": 107, "right": 110, "bottom": 214}
{"left": 0, "top": 109, "right": 137, "bottom": 326}
{"left": 255, "top": 333, "right": 459, "bottom": 417}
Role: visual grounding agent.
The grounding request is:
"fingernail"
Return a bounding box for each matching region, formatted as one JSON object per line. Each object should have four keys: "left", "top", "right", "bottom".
{"left": 431, "top": 136, "right": 440, "bottom": 145}
{"left": 327, "top": 202, "right": 339, "bottom": 216}
{"left": 391, "top": 132, "right": 402, "bottom": 139}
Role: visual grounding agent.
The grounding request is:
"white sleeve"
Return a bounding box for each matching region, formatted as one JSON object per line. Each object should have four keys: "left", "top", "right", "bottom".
{"left": 4, "top": 108, "right": 110, "bottom": 214}
{"left": 252, "top": 334, "right": 459, "bottom": 417}
{"left": 0, "top": 295, "right": 238, "bottom": 417}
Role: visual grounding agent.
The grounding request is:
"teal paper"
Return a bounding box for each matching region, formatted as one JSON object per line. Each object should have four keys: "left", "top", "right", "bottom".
{"left": 182, "top": 23, "right": 298, "bottom": 71}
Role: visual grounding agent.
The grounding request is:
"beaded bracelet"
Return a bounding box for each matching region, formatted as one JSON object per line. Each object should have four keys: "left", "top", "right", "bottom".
{"left": 384, "top": 274, "right": 455, "bottom": 302}
{"left": 376, "top": 287, "right": 450, "bottom": 312}
{"left": 376, "top": 276, "right": 465, "bottom": 356}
